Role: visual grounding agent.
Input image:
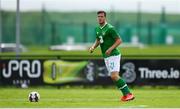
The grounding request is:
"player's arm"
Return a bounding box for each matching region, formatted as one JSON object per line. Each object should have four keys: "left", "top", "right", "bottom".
{"left": 105, "top": 27, "right": 122, "bottom": 56}
{"left": 105, "top": 37, "right": 122, "bottom": 56}
{"left": 89, "top": 39, "right": 100, "bottom": 53}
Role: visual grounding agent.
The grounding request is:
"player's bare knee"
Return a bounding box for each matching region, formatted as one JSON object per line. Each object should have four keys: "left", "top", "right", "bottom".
{"left": 111, "top": 72, "right": 120, "bottom": 81}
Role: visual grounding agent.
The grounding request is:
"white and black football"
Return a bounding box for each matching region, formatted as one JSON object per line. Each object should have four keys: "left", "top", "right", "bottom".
{"left": 28, "top": 91, "right": 40, "bottom": 102}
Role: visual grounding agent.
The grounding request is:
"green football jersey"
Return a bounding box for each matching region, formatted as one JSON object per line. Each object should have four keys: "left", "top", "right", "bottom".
{"left": 95, "top": 23, "right": 121, "bottom": 58}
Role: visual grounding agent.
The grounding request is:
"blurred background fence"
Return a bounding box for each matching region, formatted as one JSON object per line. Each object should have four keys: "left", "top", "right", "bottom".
{"left": 1, "top": 7, "right": 180, "bottom": 46}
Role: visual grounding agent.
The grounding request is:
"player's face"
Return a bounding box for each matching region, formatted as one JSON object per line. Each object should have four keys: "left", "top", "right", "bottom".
{"left": 97, "top": 13, "right": 106, "bottom": 25}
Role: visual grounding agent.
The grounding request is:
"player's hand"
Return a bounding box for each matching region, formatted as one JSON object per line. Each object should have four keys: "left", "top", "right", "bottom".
{"left": 105, "top": 48, "right": 112, "bottom": 56}
{"left": 89, "top": 46, "right": 95, "bottom": 53}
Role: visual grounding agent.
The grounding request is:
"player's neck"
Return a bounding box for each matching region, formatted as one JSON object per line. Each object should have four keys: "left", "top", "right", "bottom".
{"left": 99, "top": 22, "right": 107, "bottom": 29}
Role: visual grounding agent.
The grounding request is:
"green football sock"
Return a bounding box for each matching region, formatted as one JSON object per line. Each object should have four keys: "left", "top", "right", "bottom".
{"left": 114, "top": 78, "right": 131, "bottom": 96}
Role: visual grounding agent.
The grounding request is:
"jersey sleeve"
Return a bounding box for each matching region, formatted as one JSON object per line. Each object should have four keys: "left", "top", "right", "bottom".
{"left": 110, "top": 27, "right": 120, "bottom": 39}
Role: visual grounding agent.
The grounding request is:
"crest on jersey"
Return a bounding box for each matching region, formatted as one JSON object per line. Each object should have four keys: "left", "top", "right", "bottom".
{"left": 102, "top": 32, "right": 105, "bottom": 36}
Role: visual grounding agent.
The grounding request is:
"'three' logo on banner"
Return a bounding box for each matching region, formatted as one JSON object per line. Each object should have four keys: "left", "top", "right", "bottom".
{"left": 2, "top": 60, "right": 41, "bottom": 78}
{"left": 139, "top": 67, "right": 180, "bottom": 79}
{"left": 122, "top": 62, "right": 136, "bottom": 83}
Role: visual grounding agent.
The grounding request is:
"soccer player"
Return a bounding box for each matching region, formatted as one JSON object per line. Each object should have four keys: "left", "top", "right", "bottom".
{"left": 89, "top": 11, "right": 135, "bottom": 101}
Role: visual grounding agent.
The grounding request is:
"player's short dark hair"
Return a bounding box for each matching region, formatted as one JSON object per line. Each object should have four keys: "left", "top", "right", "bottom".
{"left": 97, "top": 10, "right": 106, "bottom": 17}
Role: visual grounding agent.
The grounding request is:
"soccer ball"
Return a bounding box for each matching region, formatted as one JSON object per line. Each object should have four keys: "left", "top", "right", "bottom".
{"left": 28, "top": 91, "right": 40, "bottom": 102}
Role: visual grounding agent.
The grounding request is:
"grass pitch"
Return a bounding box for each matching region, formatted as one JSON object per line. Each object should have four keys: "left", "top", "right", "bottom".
{"left": 0, "top": 87, "right": 180, "bottom": 108}
{"left": 1, "top": 45, "right": 180, "bottom": 60}
{"left": 0, "top": 45, "right": 180, "bottom": 108}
